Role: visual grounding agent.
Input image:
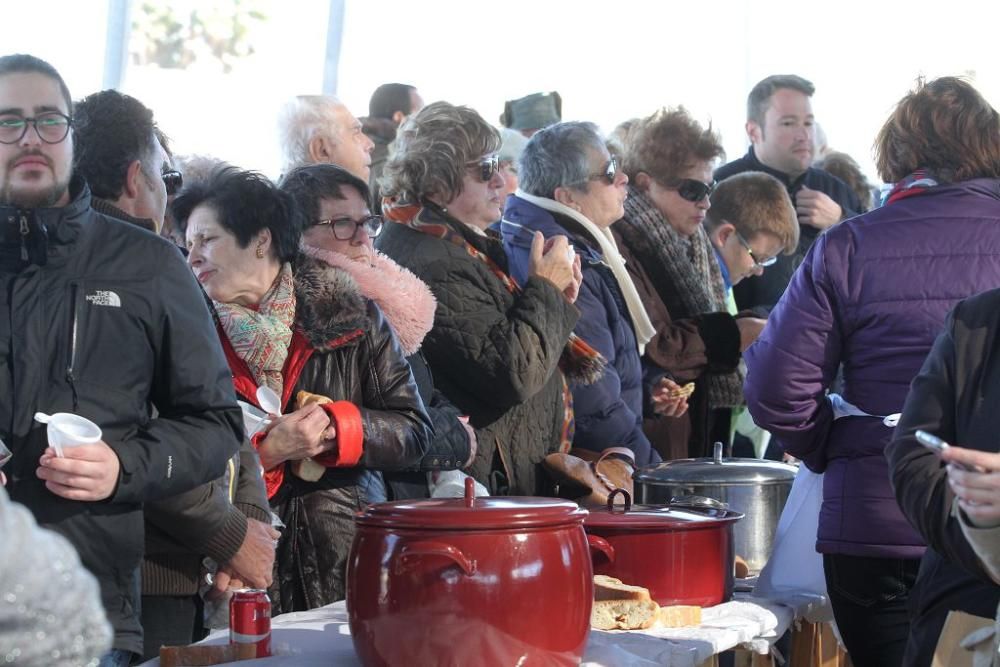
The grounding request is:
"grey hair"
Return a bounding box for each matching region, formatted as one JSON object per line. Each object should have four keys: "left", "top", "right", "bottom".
{"left": 277, "top": 95, "right": 344, "bottom": 174}
{"left": 518, "top": 121, "right": 607, "bottom": 199}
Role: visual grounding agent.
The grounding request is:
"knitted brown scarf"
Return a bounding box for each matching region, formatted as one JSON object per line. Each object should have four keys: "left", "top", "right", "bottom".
{"left": 619, "top": 186, "right": 743, "bottom": 408}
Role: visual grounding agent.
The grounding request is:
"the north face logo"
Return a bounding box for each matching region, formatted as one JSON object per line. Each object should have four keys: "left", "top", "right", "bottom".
{"left": 85, "top": 290, "right": 121, "bottom": 307}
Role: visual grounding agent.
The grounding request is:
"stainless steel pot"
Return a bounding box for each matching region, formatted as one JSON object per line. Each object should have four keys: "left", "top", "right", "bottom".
{"left": 633, "top": 443, "right": 797, "bottom": 575}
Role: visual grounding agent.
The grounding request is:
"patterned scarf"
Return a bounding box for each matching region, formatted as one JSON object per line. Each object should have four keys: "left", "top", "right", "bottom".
{"left": 619, "top": 186, "right": 744, "bottom": 408}
{"left": 882, "top": 168, "right": 939, "bottom": 206}
{"left": 214, "top": 263, "right": 296, "bottom": 397}
{"left": 382, "top": 199, "right": 607, "bottom": 385}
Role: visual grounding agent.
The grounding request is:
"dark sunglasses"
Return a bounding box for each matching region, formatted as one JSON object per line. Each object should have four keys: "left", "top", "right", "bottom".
{"left": 574, "top": 156, "right": 618, "bottom": 186}
{"left": 162, "top": 170, "right": 183, "bottom": 196}
{"left": 674, "top": 178, "right": 716, "bottom": 203}
{"left": 315, "top": 214, "right": 384, "bottom": 241}
{"left": 469, "top": 154, "right": 500, "bottom": 182}
{"left": 593, "top": 157, "right": 618, "bottom": 185}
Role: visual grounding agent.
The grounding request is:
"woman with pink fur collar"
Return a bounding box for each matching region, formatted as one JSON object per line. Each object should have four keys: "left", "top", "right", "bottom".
{"left": 280, "top": 164, "right": 475, "bottom": 499}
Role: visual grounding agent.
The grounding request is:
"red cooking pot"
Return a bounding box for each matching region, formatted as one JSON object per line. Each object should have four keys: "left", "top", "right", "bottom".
{"left": 347, "top": 478, "right": 598, "bottom": 666}
{"left": 585, "top": 489, "right": 743, "bottom": 607}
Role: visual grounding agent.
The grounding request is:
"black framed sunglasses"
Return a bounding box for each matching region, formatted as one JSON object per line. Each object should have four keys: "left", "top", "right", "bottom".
{"left": 0, "top": 111, "right": 73, "bottom": 145}
{"left": 594, "top": 156, "right": 618, "bottom": 185}
{"left": 574, "top": 156, "right": 619, "bottom": 186}
{"left": 674, "top": 178, "right": 716, "bottom": 203}
{"left": 734, "top": 230, "right": 777, "bottom": 269}
{"left": 162, "top": 170, "right": 183, "bottom": 196}
{"left": 468, "top": 154, "right": 500, "bottom": 182}
{"left": 315, "top": 214, "right": 384, "bottom": 241}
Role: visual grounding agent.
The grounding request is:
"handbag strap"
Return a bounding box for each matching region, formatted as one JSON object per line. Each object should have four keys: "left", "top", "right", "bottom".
{"left": 595, "top": 447, "right": 636, "bottom": 467}
{"left": 591, "top": 447, "right": 636, "bottom": 493}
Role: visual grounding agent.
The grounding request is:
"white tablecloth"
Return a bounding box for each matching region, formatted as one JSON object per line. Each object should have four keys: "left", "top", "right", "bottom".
{"left": 138, "top": 594, "right": 796, "bottom": 667}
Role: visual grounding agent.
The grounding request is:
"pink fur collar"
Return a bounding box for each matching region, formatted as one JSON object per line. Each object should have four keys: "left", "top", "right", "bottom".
{"left": 301, "top": 245, "right": 436, "bottom": 356}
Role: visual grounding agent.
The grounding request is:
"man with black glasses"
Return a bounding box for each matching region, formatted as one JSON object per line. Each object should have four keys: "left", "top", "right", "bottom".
{"left": 72, "top": 88, "right": 276, "bottom": 661}
{"left": 715, "top": 74, "right": 861, "bottom": 314}
{"left": 0, "top": 54, "right": 242, "bottom": 666}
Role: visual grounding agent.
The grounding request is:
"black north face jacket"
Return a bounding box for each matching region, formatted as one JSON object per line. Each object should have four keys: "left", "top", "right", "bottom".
{"left": 0, "top": 179, "right": 242, "bottom": 655}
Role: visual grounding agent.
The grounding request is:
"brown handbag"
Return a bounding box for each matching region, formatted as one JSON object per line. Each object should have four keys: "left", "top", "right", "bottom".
{"left": 542, "top": 446, "right": 636, "bottom": 507}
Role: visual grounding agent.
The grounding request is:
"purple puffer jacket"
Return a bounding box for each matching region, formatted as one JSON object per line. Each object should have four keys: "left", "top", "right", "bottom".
{"left": 744, "top": 178, "right": 1000, "bottom": 558}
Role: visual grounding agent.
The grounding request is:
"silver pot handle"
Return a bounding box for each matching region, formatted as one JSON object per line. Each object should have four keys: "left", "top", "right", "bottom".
{"left": 668, "top": 494, "right": 729, "bottom": 511}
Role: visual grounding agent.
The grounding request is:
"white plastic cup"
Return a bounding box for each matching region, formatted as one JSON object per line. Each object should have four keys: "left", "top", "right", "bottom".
{"left": 45, "top": 413, "right": 102, "bottom": 457}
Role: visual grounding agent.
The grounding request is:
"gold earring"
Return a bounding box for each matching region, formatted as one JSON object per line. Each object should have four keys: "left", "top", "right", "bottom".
{"left": 256, "top": 245, "right": 264, "bottom": 259}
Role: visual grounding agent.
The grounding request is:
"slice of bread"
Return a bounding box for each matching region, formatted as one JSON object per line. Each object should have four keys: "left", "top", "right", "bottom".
{"left": 296, "top": 389, "right": 332, "bottom": 409}
{"left": 734, "top": 555, "right": 750, "bottom": 579}
{"left": 658, "top": 605, "right": 702, "bottom": 628}
{"left": 591, "top": 599, "right": 659, "bottom": 630}
{"left": 594, "top": 575, "right": 652, "bottom": 602}
{"left": 292, "top": 390, "right": 333, "bottom": 481}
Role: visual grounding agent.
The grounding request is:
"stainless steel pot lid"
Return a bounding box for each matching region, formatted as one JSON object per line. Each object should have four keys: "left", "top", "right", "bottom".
{"left": 584, "top": 489, "right": 743, "bottom": 529}
{"left": 634, "top": 443, "right": 798, "bottom": 486}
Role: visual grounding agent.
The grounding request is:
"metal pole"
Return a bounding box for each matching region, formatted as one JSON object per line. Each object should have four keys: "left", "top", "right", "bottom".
{"left": 103, "top": 0, "right": 131, "bottom": 90}
{"left": 322, "top": 0, "right": 346, "bottom": 96}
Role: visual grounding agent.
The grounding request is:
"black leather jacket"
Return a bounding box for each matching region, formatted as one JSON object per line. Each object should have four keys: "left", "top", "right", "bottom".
{"left": 223, "top": 255, "right": 432, "bottom": 611}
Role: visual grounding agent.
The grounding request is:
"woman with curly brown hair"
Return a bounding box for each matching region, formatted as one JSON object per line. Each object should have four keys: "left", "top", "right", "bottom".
{"left": 375, "top": 101, "right": 588, "bottom": 495}
{"left": 613, "top": 107, "right": 768, "bottom": 459}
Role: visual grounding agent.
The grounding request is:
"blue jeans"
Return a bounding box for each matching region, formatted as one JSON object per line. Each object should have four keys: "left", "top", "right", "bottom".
{"left": 357, "top": 469, "right": 387, "bottom": 504}
{"left": 98, "top": 649, "right": 133, "bottom": 667}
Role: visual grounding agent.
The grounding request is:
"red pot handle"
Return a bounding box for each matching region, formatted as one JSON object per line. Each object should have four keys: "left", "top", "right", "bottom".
{"left": 587, "top": 534, "right": 615, "bottom": 564}
{"left": 395, "top": 540, "right": 477, "bottom": 576}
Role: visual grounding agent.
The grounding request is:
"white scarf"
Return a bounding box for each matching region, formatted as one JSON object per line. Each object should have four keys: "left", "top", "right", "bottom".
{"left": 512, "top": 189, "right": 656, "bottom": 353}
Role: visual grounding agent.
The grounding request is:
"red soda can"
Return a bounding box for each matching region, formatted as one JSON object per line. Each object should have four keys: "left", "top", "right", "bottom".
{"left": 229, "top": 589, "right": 272, "bottom": 657}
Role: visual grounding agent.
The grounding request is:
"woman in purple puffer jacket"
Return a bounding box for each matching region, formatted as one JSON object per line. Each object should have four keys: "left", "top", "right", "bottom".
{"left": 743, "top": 77, "right": 1000, "bottom": 667}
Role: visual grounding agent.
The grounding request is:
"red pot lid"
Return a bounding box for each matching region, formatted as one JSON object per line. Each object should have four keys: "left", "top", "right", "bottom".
{"left": 356, "top": 477, "right": 588, "bottom": 530}
{"left": 584, "top": 489, "right": 743, "bottom": 530}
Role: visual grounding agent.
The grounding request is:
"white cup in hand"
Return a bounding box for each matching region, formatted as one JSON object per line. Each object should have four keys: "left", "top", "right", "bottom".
{"left": 34, "top": 412, "right": 102, "bottom": 457}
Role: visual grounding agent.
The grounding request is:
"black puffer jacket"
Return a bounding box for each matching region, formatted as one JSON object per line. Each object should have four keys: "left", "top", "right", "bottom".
{"left": 220, "top": 256, "right": 432, "bottom": 611}
{"left": 0, "top": 179, "right": 242, "bottom": 655}
{"left": 377, "top": 204, "right": 579, "bottom": 495}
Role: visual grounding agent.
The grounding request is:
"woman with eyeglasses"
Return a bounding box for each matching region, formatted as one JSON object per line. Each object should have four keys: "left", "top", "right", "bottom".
{"left": 279, "top": 163, "right": 477, "bottom": 499}
{"left": 173, "top": 166, "right": 431, "bottom": 612}
{"left": 747, "top": 77, "right": 1000, "bottom": 666}
{"left": 613, "top": 107, "right": 765, "bottom": 460}
{"left": 501, "top": 121, "right": 664, "bottom": 467}
{"left": 376, "top": 101, "right": 586, "bottom": 496}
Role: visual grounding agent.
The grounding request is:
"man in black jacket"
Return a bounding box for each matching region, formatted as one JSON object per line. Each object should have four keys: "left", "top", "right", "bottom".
{"left": 73, "top": 88, "right": 276, "bottom": 660}
{"left": 715, "top": 74, "right": 861, "bottom": 314}
{"left": 0, "top": 54, "right": 242, "bottom": 664}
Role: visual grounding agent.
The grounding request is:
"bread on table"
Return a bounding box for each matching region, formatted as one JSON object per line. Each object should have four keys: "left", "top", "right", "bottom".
{"left": 658, "top": 605, "right": 702, "bottom": 628}
{"left": 734, "top": 554, "right": 750, "bottom": 579}
{"left": 591, "top": 575, "right": 702, "bottom": 630}
{"left": 159, "top": 643, "right": 257, "bottom": 667}
{"left": 594, "top": 575, "right": 652, "bottom": 602}
{"left": 590, "top": 599, "right": 660, "bottom": 630}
